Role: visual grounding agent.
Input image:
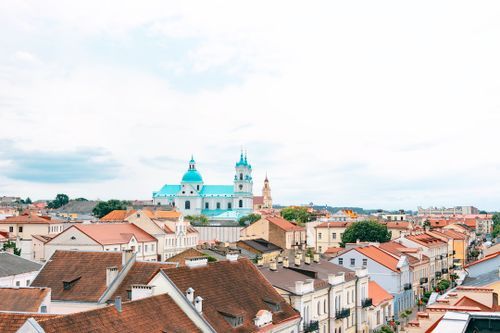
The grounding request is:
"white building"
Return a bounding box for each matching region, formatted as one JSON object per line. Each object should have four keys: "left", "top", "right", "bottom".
{"left": 0, "top": 252, "right": 42, "bottom": 287}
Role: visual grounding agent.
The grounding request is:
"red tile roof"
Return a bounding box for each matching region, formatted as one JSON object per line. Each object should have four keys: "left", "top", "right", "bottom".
{"left": 72, "top": 223, "right": 157, "bottom": 245}
{"left": 454, "top": 296, "right": 492, "bottom": 311}
{"left": 253, "top": 196, "right": 264, "bottom": 205}
{"left": 162, "top": 258, "right": 299, "bottom": 332}
{"left": 31, "top": 250, "right": 124, "bottom": 302}
{"left": 385, "top": 221, "right": 411, "bottom": 230}
{"left": 464, "top": 251, "right": 500, "bottom": 268}
{"left": 324, "top": 247, "right": 345, "bottom": 255}
{"left": 315, "top": 222, "right": 353, "bottom": 228}
{"left": 266, "top": 216, "right": 304, "bottom": 232}
{"left": 0, "top": 213, "right": 64, "bottom": 225}
{"left": 167, "top": 248, "right": 206, "bottom": 266}
{"left": 0, "top": 287, "right": 50, "bottom": 312}
{"left": 406, "top": 233, "right": 447, "bottom": 248}
{"left": 100, "top": 210, "right": 136, "bottom": 221}
{"left": 38, "top": 294, "right": 201, "bottom": 333}
{"left": 351, "top": 246, "right": 400, "bottom": 272}
{"left": 379, "top": 241, "right": 428, "bottom": 266}
{"left": 0, "top": 313, "right": 58, "bottom": 333}
{"left": 369, "top": 281, "right": 393, "bottom": 306}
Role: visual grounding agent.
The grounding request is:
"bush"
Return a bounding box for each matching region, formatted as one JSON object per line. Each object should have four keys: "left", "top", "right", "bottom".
{"left": 340, "top": 220, "right": 391, "bottom": 246}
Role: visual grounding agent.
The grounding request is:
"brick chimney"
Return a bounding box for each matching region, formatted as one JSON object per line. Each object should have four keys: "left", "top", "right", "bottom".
{"left": 106, "top": 266, "right": 119, "bottom": 287}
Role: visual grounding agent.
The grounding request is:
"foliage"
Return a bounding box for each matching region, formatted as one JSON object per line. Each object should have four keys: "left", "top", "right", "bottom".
{"left": 423, "top": 220, "right": 431, "bottom": 228}
{"left": 375, "top": 324, "right": 395, "bottom": 333}
{"left": 493, "top": 213, "right": 500, "bottom": 227}
{"left": 437, "top": 279, "right": 450, "bottom": 291}
{"left": 450, "top": 273, "right": 459, "bottom": 281}
{"left": 340, "top": 220, "right": 392, "bottom": 246}
{"left": 492, "top": 223, "right": 500, "bottom": 238}
{"left": 405, "top": 309, "right": 412, "bottom": 315}
{"left": 238, "top": 213, "right": 261, "bottom": 226}
{"left": 92, "top": 199, "right": 130, "bottom": 218}
{"left": 204, "top": 254, "right": 217, "bottom": 262}
{"left": 185, "top": 215, "right": 209, "bottom": 225}
{"left": 47, "top": 194, "right": 70, "bottom": 209}
{"left": 74, "top": 197, "right": 88, "bottom": 201}
{"left": 15, "top": 197, "right": 32, "bottom": 205}
{"left": 2, "top": 240, "right": 21, "bottom": 256}
{"left": 280, "top": 206, "right": 312, "bottom": 225}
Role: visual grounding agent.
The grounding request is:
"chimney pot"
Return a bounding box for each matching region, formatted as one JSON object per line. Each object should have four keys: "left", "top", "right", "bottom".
{"left": 114, "top": 296, "right": 122, "bottom": 313}
{"left": 304, "top": 255, "right": 311, "bottom": 265}
{"left": 313, "top": 253, "right": 320, "bottom": 263}
{"left": 186, "top": 287, "right": 194, "bottom": 303}
{"left": 269, "top": 259, "right": 277, "bottom": 271}
{"left": 194, "top": 296, "right": 203, "bottom": 313}
{"left": 283, "top": 257, "right": 289, "bottom": 268}
{"left": 294, "top": 255, "right": 301, "bottom": 266}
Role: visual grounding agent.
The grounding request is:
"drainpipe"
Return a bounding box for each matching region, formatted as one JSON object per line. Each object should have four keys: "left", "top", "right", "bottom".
{"left": 327, "top": 284, "right": 332, "bottom": 333}
{"left": 355, "top": 276, "right": 359, "bottom": 333}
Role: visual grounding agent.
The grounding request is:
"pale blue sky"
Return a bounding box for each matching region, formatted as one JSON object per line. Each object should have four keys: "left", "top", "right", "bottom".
{"left": 1, "top": 1, "right": 500, "bottom": 210}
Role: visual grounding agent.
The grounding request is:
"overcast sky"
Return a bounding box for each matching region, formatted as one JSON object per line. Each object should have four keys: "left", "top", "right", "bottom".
{"left": 1, "top": 1, "right": 500, "bottom": 210}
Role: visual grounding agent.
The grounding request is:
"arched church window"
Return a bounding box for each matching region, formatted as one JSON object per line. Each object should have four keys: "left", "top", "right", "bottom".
{"left": 239, "top": 200, "right": 243, "bottom": 208}
{"left": 216, "top": 202, "right": 221, "bottom": 209}
{"left": 239, "top": 173, "right": 243, "bottom": 180}
{"left": 239, "top": 184, "right": 243, "bottom": 190}
{"left": 205, "top": 202, "right": 209, "bottom": 209}
{"left": 228, "top": 203, "right": 232, "bottom": 210}
{"left": 197, "top": 185, "right": 200, "bottom": 191}
{"left": 185, "top": 201, "right": 191, "bottom": 210}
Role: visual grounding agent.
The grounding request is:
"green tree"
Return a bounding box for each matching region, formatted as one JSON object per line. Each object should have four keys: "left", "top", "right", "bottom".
{"left": 280, "top": 206, "right": 312, "bottom": 225}
{"left": 185, "top": 215, "right": 209, "bottom": 225}
{"left": 340, "top": 220, "right": 391, "bottom": 246}
{"left": 25, "top": 197, "right": 32, "bottom": 204}
{"left": 238, "top": 213, "right": 261, "bottom": 226}
{"left": 3, "top": 240, "right": 21, "bottom": 256}
{"left": 492, "top": 224, "right": 500, "bottom": 238}
{"left": 92, "top": 199, "right": 129, "bottom": 218}
{"left": 47, "top": 194, "right": 69, "bottom": 209}
{"left": 493, "top": 213, "right": 500, "bottom": 227}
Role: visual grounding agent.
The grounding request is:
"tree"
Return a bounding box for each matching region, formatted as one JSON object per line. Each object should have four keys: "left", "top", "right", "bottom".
{"left": 3, "top": 240, "right": 21, "bottom": 256}
{"left": 185, "top": 215, "right": 209, "bottom": 225}
{"left": 47, "top": 194, "right": 69, "bottom": 209}
{"left": 493, "top": 213, "right": 500, "bottom": 226}
{"left": 280, "top": 206, "right": 312, "bottom": 225}
{"left": 492, "top": 224, "right": 500, "bottom": 238}
{"left": 340, "top": 220, "right": 391, "bottom": 246}
{"left": 92, "top": 199, "right": 129, "bottom": 218}
{"left": 25, "top": 197, "right": 32, "bottom": 204}
{"left": 238, "top": 213, "right": 261, "bottom": 226}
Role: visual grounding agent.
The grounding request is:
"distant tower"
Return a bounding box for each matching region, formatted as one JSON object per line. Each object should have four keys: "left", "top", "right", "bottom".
{"left": 262, "top": 174, "right": 272, "bottom": 209}
{"left": 234, "top": 150, "right": 253, "bottom": 213}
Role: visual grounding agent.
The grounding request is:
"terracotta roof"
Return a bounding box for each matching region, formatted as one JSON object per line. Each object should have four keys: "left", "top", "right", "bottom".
{"left": 351, "top": 246, "right": 400, "bottom": 272}
{"left": 324, "top": 247, "right": 345, "bottom": 254}
{"left": 31, "top": 250, "right": 123, "bottom": 302}
{"left": 38, "top": 294, "right": 201, "bottom": 333}
{"left": 71, "top": 223, "right": 157, "bottom": 245}
{"left": 369, "top": 281, "right": 393, "bottom": 306}
{"left": 32, "top": 234, "right": 54, "bottom": 243}
{"left": 379, "top": 241, "right": 428, "bottom": 266}
{"left": 150, "top": 210, "right": 181, "bottom": 220}
{"left": 0, "top": 287, "right": 50, "bottom": 312}
{"left": 167, "top": 248, "right": 206, "bottom": 266}
{"left": 315, "top": 222, "right": 353, "bottom": 228}
{"left": 112, "top": 261, "right": 176, "bottom": 301}
{"left": 464, "top": 251, "right": 500, "bottom": 268}
{"left": 0, "top": 313, "right": 58, "bottom": 333}
{"left": 405, "top": 233, "right": 447, "bottom": 248}
{"left": 267, "top": 216, "right": 305, "bottom": 231}
{"left": 100, "top": 210, "right": 136, "bottom": 221}
{"left": 253, "top": 196, "right": 264, "bottom": 205}
{"left": 0, "top": 213, "right": 64, "bottom": 224}
{"left": 162, "top": 258, "right": 299, "bottom": 332}
{"left": 454, "top": 296, "right": 492, "bottom": 311}
{"left": 385, "top": 221, "right": 411, "bottom": 229}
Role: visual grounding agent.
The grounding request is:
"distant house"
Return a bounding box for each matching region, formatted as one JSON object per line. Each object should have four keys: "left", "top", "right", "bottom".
{"left": 367, "top": 281, "right": 394, "bottom": 332}
{"left": 236, "top": 238, "right": 282, "bottom": 263}
{"left": 44, "top": 224, "right": 159, "bottom": 261}
{"left": 0, "top": 287, "right": 51, "bottom": 313}
{"left": 0, "top": 252, "right": 42, "bottom": 287}
{"left": 240, "top": 216, "right": 306, "bottom": 250}
{"left": 314, "top": 222, "right": 353, "bottom": 253}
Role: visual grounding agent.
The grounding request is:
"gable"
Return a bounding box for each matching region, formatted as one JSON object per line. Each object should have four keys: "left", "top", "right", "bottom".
{"left": 47, "top": 226, "right": 101, "bottom": 246}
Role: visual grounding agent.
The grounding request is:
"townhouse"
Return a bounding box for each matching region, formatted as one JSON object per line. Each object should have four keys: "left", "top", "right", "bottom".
{"left": 332, "top": 245, "right": 413, "bottom": 318}
{"left": 383, "top": 221, "right": 413, "bottom": 239}
{"left": 366, "top": 281, "right": 394, "bottom": 332}
{"left": 463, "top": 251, "right": 500, "bottom": 278}
{"left": 396, "top": 232, "right": 448, "bottom": 287}
{"left": 314, "top": 222, "right": 352, "bottom": 253}
{"left": 44, "top": 224, "right": 159, "bottom": 261}
{"left": 240, "top": 215, "right": 306, "bottom": 250}
{"left": 259, "top": 253, "right": 370, "bottom": 333}
{"left": 427, "top": 228, "right": 466, "bottom": 268}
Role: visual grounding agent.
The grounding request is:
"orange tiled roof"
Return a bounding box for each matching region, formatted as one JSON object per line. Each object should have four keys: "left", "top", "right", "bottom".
{"left": 100, "top": 210, "right": 136, "bottom": 221}
{"left": 325, "top": 247, "right": 345, "bottom": 254}
{"left": 72, "top": 223, "right": 157, "bottom": 245}
{"left": 353, "top": 246, "right": 400, "bottom": 272}
{"left": 369, "top": 281, "right": 393, "bottom": 306}
{"left": 0, "top": 213, "right": 64, "bottom": 225}
{"left": 379, "top": 241, "right": 428, "bottom": 266}
{"left": 0, "top": 287, "right": 50, "bottom": 312}
{"left": 162, "top": 258, "right": 300, "bottom": 332}
{"left": 385, "top": 221, "right": 411, "bottom": 229}
{"left": 267, "top": 216, "right": 305, "bottom": 231}
{"left": 38, "top": 293, "right": 201, "bottom": 333}
{"left": 464, "top": 251, "right": 500, "bottom": 268}
{"left": 166, "top": 248, "right": 206, "bottom": 266}
{"left": 315, "top": 222, "right": 353, "bottom": 228}
{"left": 454, "top": 296, "right": 492, "bottom": 311}
{"left": 406, "top": 233, "right": 447, "bottom": 248}
{"left": 253, "top": 196, "right": 264, "bottom": 205}
{"left": 0, "top": 313, "right": 58, "bottom": 333}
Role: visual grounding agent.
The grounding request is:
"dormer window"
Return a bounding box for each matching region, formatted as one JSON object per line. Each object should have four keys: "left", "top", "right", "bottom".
{"left": 263, "top": 297, "right": 282, "bottom": 312}
{"left": 63, "top": 276, "right": 81, "bottom": 290}
{"left": 218, "top": 309, "right": 244, "bottom": 328}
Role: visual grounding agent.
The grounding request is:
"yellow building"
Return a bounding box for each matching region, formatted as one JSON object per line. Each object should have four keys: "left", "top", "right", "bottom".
{"left": 314, "top": 222, "right": 352, "bottom": 253}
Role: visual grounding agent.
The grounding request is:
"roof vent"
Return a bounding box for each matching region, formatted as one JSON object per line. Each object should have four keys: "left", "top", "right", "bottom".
{"left": 63, "top": 276, "right": 81, "bottom": 290}
{"left": 194, "top": 296, "right": 203, "bottom": 313}
{"left": 226, "top": 253, "right": 239, "bottom": 262}
{"left": 185, "top": 257, "right": 208, "bottom": 268}
{"left": 186, "top": 287, "right": 194, "bottom": 303}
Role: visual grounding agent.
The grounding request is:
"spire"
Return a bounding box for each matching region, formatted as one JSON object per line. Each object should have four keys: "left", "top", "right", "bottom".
{"left": 244, "top": 150, "right": 248, "bottom": 164}
{"left": 265, "top": 172, "right": 269, "bottom": 182}
{"left": 189, "top": 155, "right": 196, "bottom": 170}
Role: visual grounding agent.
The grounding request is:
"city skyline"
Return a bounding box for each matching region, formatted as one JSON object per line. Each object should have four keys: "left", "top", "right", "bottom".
{"left": 1, "top": 1, "right": 500, "bottom": 210}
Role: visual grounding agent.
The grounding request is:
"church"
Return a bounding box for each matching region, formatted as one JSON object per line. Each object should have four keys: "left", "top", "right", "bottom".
{"left": 152, "top": 152, "right": 254, "bottom": 221}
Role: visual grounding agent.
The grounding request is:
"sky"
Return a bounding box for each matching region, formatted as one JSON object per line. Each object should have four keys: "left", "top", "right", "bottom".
{"left": 0, "top": 1, "right": 500, "bottom": 210}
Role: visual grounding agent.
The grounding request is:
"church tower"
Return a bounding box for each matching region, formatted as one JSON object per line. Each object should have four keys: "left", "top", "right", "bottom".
{"left": 234, "top": 151, "right": 253, "bottom": 213}
{"left": 262, "top": 174, "right": 272, "bottom": 209}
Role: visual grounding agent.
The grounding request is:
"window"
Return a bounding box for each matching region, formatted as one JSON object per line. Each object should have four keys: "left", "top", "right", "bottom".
{"left": 347, "top": 291, "right": 350, "bottom": 304}
{"left": 228, "top": 203, "right": 232, "bottom": 210}
{"left": 376, "top": 310, "right": 380, "bottom": 324}
{"left": 16, "top": 281, "right": 20, "bottom": 287}
{"left": 205, "top": 202, "right": 209, "bottom": 209}
{"left": 9, "top": 226, "right": 13, "bottom": 232}
{"left": 19, "top": 226, "right": 23, "bottom": 232}
{"left": 240, "top": 173, "right": 243, "bottom": 180}
{"left": 319, "top": 246, "right": 322, "bottom": 252}
{"left": 317, "top": 301, "right": 321, "bottom": 315}
{"left": 239, "top": 200, "right": 243, "bottom": 208}
{"left": 138, "top": 245, "right": 142, "bottom": 252}
{"left": 41, "top": 305, "right": 47, "bottom": 313}
{"left": 145, "top": 245, "right": 148, "bottom": 252}
{"left": 362, "top": 258, "right": 368, "bottom": 266}
{"left": 324, "top": 299, "right": 327, "bottom": 314}
{"left": 26, "top": 280, "right": 30, "bottom": 286}
{"left": 318, "top": 232, "right": 322, "bottom": 240}
{"left": 338, "top": 258, "right": 343, "bottom": 265}
{"left": 152, "top": 244, "right": 155, "bottom": 252}
{"left": 239, "top": 184, "right": 243, "bottom": 190}
{"left": 350, "top": 258, "right": 355, "bottom": 266}
{"left": 185, "top": 200, "right": 191, "bottom": 209}
{"left": 216, "top": 202, "right": 221, "bottom": 209}
{"left": 332, "top": 232, "right": 336, "bottom": 239}
{"left": 197, "top": 185, "right": 200, "bottom": 191}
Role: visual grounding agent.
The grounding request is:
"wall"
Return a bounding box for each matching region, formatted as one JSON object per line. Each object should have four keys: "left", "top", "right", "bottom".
{"left": 196, "top": 225, "right": 242, "bottom": 242}
{"left": 45, "top": 227, "right": 102, "bottom": 259}
{"left": 0, "top": 271, "right": 39, "bottom": 288}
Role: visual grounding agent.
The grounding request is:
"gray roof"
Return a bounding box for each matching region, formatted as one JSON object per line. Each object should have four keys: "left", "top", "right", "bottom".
{"left": 54, "top": 200, "right": 99, "bottom": 214}
{"left": 237, "top": 238, "right": 283, "bottom": 253}
{"left": 462, "top": 270, "right": 499, "bottom": 288}
{"left": 0, "top": 252, "right": 42, "bottom": 278}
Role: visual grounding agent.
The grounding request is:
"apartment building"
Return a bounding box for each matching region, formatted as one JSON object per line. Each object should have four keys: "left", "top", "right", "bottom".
{"left": 314, "top": 222, "right": 352, "bottom": 253}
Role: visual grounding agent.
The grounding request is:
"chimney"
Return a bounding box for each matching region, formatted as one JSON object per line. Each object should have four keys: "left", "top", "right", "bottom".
{"left": 313, "top": 253, "right": 320, "bottom": 263}
{"left": 131, "top": 285, "right": 154, "bottom": 300}
{"left": 283, "top": 257, "right": 289, "bottom": 268}
{"left": 114, "top": 296, "right": 122, "bottom": 313}
{"left": 226, "top": 253, "right": 239, "bottom": 262}
{"left": 270, "top": 259, "right": 277, "bottom": 271}
{"left": 122, "top": 249, "right": 134, "bottom": 266}
{"left": 295, "top": 281, "right": 304, "bottom": 294}
{"left": 304, "top": 255, "right": 311, "bottom": 265}
{"left": 106, "top": 266, "right": 119, "bottom": 287}
{"left": 277, "top": 255, "right": 283, "bottom": 263}
{"left": 185, "top": 257, "right": 208, "bottom": 268}
{"left": 294, "top": 254, "right": 301, "bottom": 266}
{"left": 257, "top": 257, "right": 264, "bottom": 266}
{"left": 186, "top": 287, "right": 194, "bottom": 303}
{"left": 194, "top": 296, "right": 203, "bottom": 313}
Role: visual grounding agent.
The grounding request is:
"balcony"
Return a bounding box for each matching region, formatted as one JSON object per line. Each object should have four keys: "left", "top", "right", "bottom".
{"left": 304, "top": 320, "right": 319, "bottom": 333}
{"left": 361, "top": 298, "right": 373, "bottom": 308}
{"left": 335, "top": 308, "right": 350, "bottom": 319}
{"left": 420, "top": 277, "right": 428, "bottom": 285}
{"left": 435, "top": 271, "right": 442, "bottom": 278}
{"left": 452, "top": 250, "right": 456, "bottom": 255}
{"left": 404, "top": 283, "right": 412, "bottom": 290}
{"left": 442, "top": 268, "right": 448, "bottom": 274}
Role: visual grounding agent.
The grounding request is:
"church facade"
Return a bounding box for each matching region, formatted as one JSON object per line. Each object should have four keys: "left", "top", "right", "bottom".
{"left": 152, "top": 153, "right": 253, "bottom": 221}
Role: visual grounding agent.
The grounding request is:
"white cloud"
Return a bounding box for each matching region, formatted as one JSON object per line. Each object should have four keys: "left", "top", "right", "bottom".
{"left": 0, "top": 1, "right": 500, "bottom": 209}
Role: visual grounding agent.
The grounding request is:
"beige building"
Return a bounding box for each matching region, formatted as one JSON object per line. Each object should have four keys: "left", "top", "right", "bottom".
{"left": 367, "top": 281, "right": 394, "bottom": 332}
{"left": 240, "top": 215, "right": 306, "bottom": 250}
{"left": 314, "top": 222, "right": 352, "bottom": 253}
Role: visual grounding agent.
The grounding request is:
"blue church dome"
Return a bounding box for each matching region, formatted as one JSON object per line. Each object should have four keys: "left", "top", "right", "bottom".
{"left": 181, "top": 170, "right": 203, "bottom": 183}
